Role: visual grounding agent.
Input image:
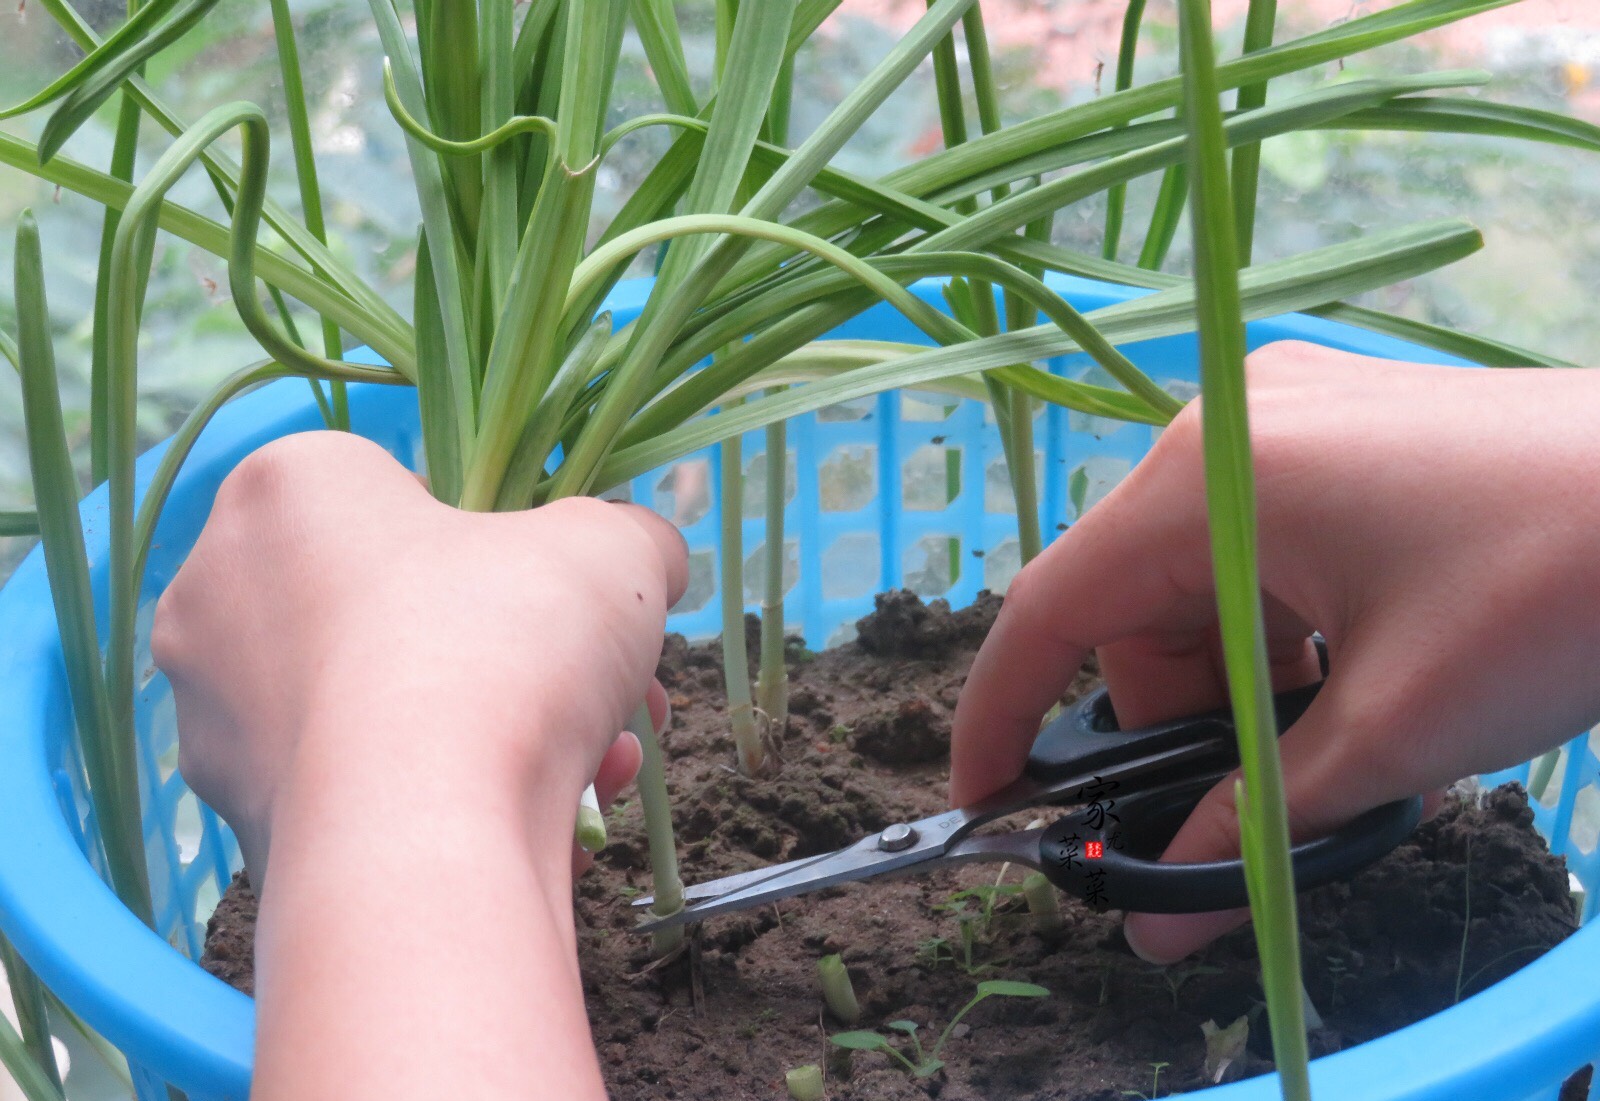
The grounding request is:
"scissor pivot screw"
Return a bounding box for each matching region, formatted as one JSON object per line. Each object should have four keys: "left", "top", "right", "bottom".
{"left": 878, "top": 824, "right": 919, "bottom": 852}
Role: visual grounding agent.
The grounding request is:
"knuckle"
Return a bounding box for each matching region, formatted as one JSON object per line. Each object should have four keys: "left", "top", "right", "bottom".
{"left": 998, "top": 556, "right": 1052, "bottom": 626}
{"left": 218, "top": 432, "right": 389, "bottom": 512}
{"left": 1245, "top": 339, "right": 1316, "bottom": 376}
{"left": 216, "top": 439, "right": 297, "bottom": 512}
{"left": 150, "top": 586, "right": 184, "bottom": 669}
{"left": 1002, "top": 556, "right": 1044, "bottom": 609}
{"left": 539, "top": 496, "right": 614, "bottom": 528}
{"left": 545, "top": 498, "right": 661, "bottom": 567}
{"left": 1184, "top": 783, "right": 1244, "bottom": 858}
{"left": 174, "top": 740, "right": 215, "bottom": 806}
{"left": 1150, "top": 400, "right": 1202, "bottom": 463}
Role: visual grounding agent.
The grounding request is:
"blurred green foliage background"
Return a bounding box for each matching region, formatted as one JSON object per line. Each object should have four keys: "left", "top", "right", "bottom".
{"left": 1, "top": 0, "right": 1597, "bottom": 577}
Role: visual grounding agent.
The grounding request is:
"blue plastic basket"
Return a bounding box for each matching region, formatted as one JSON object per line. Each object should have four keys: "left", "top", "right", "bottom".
{"left": 1, "top": 276, "right": 1598, "bottom": 1101}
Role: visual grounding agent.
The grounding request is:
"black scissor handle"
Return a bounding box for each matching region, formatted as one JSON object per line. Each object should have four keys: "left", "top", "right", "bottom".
{"left": 1036, "top": 773, "right": 1422, "bottom": 912}
{"left": 1024, "top": 680, "right": 1324, "bottom": 786}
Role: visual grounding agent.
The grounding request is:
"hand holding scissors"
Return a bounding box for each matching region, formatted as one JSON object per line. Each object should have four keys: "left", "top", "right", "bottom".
{"left": 634, "top": 675, "right": 1422, "bottom": 931}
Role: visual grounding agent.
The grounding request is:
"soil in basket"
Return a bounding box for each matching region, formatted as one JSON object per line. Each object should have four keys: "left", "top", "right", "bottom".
{"left": 203, "top": 590, "right": 1582, "bottom": 1100}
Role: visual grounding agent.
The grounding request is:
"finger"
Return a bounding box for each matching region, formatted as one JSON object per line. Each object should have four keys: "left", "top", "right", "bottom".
{"left": 1122, "top": 669, "right": 1413, "bottom": 963}
{"left": 570, "top": 734, "right": 645, "bottom": 880}
{"left": 594, "top": 732, "right": 643, "bottom": 808}
{"left": 608, "top": 502, "right": 690, "bottom": 608}
{"left": 1098, "top": 630, "right": 1228, "bottom": 731}
{"left": 571, "top": 692, "right": 663, "bottom": 881}
{"left": 950, "top": 445, "right": 1212, "bottom": 806}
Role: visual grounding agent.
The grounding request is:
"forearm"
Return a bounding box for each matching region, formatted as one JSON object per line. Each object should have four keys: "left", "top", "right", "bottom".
{"left": 250, "top": 709, "right": 606, "bottom": 1101}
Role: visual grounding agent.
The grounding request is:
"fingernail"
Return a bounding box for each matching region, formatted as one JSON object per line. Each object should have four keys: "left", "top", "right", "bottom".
{"left": 656, "top": 700, "right": 672, "bottom": 736}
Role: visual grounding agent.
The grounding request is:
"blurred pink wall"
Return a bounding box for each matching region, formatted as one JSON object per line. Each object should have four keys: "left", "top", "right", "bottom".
{"left": 831, "top": 1, "right": 1600, "bottom": 119}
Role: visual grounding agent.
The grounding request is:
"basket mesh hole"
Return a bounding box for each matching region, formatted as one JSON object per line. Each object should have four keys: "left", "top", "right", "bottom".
{"left": 743, "top": 540, "right": 800, "bottom": 602}
{"left": 655, "top": 459, "right": 712, "bottom": 527}
{"left": 742, "top": 450, "right": 798, "bottom": 513}
{"left": 985, "top": 454, "right": 1043, "bottom": 513}
{"left": 820, "top": 446, "right": 876, "bottom": 513}
{"left": 1538, "top": 746, "right": 1570, "bottom": 809}
{"left": 173, "top": 790, "right": 204, "bottom": 866}
{"left": 983, "top": 538, "right": 1023, "bottom": 593}
{"left": 903, "top": 445, "right": 962, "bottom": 511}
{"left": 1068, "top": 456, "right": 1131, "bottom": 520}
{"left": 903, "top": 534, "right": 960, "bottom": 596}
{"left": 155, "top": 729, "right": 181, "bottom": 785}
{"left": 818, "top": 396, "right": 873, "bottom": 422}
{"left": 1571, "top": 784, "right": 1600, "bottom": 855}
{"left": 823, "top": 532, "right": 880, "bottom": 600}
{"left": 673, "top": 549, "right": 716, "bottom": 614}
{"left": 900, "top": 392, "right": 958, "bottom": 422}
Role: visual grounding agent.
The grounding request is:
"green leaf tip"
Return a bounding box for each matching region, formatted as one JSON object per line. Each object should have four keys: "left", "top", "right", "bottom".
{"left": 975, "top": 979, "right": 1050, "bottom": 998}
{"left": 829, "top": 1031, "right": 891, "bottom": 1052}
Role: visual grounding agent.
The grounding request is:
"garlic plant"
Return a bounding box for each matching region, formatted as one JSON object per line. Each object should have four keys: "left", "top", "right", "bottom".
{"left": 4, "top": 1, "right": 1597, "bottom": 1096}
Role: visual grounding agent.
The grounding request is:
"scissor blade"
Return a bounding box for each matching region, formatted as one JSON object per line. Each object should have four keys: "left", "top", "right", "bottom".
{"left": 639, "top": 849, "right": 844, "bottom": 909}
{"left": 633, "top": 806, "right": 973, "bottom": 932}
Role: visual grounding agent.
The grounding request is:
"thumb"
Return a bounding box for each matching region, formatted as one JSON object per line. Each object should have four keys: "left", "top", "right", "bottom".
{"left": 1121, "top": 675, "right": 1401, "bottom": 964}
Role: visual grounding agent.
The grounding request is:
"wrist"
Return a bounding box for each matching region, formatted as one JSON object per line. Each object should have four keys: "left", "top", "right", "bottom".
{"left": 253, "top": 678, "right": 584, "bottom": 891}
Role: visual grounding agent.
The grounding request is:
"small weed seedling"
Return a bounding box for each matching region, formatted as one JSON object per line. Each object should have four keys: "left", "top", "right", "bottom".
{"left": 829, "top": 980, "right": 1048, "bottom": 1078}
{"left": 937, "top": 884, "right": 1026, "bottom": 927}
{"left": 921, "top": 883, "right": 1027, "bottom": 973}
{"left": 1324, "top": 955, "right": 1350, "bottom": 1010}
{"left": 1121, "top": 1061, "right": 1171, "bottom": 1100}
{"left": 1147, "top": 963, "right": 1224, "bottom": 1009}
{"left": 916, "top": 935, "right": 961, "bottom": 972}
{"left": 917, "top": 922, "right": 1001, "bottom": 976}
{"left": 740, "top": 1007, "right": 780, "bottom": 1040}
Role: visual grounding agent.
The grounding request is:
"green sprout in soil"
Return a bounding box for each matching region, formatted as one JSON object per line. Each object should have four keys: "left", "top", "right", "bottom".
{"left": 918, "top": 922, "right": 1002, "bottom": 976}
{"left": 1147, "top": 962, "right": 1225, "bottom": 1009}
{"left": 921, "top": 881, "right": 1027, "bottom": 973}
{"left": 938, "top": 883, "right": 1027, "bottom": 926}
{"left": 1122, "top": 1060, "right": 1171, "bottom": 1100}
{"left": 1324, "top": 955, "right": 1351, "bottom": 1011}
{"left": 740, "top": 1007, "right": 780, "bottom": 1040}
{"left": 1449, "top": 849, "right": 1552, "bottom": 1007}
{"left": 830, "top": 980, "right": 1048, "bottom": 1078}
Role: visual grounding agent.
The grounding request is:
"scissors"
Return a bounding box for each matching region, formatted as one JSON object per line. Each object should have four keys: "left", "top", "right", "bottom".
{"left": 633, "top": 673, "right": 1423, "bottom": 931}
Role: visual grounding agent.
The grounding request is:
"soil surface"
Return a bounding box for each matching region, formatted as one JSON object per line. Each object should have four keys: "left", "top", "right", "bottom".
{"left": 204, "top": 590, "right": 1584, "bottom": 1099}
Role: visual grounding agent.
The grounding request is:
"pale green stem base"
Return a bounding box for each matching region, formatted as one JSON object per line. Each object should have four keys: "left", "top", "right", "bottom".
{"left": 818, "top": 953, "right": 861, "bottom": 1025}
{"left": 630, "top": 702, "right": 685, "bottom": 957}
{"left": 786, "top": 1064, "right": 826, "bottom": 1101}
{"left": 1022, "top": 871, "right": 1062, "bottom": 933}
{"left": 718, "top": 408, "right": 766, "bottom": 775}
{"left": 756, "top": 408, "right": 789, "bottom": 735}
